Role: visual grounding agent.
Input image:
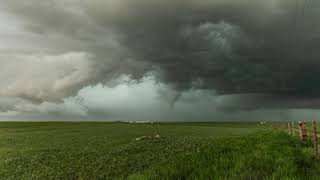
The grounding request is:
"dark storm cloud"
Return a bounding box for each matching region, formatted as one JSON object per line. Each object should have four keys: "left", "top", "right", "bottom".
{"left": 92, "top": 0, "right": 320, "bottom": 95}
{"left": 1, "top": 0, "right": 320, "bottom": 113}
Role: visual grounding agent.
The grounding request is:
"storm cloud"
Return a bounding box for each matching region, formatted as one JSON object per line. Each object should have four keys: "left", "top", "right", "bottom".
{"left": 1, "top": 0, "right": 320, "bottom": 120}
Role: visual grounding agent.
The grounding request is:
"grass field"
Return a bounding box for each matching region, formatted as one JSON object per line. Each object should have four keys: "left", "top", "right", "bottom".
{"left": 0, "top": 122, "right": 319, "bottom": 179}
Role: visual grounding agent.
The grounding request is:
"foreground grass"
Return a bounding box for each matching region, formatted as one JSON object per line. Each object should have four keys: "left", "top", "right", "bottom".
{"left": 0, "top": 122, "right": 318, "bottom": 179}
{"left": 130, "top": 132, "right": 319, "bottom": 180}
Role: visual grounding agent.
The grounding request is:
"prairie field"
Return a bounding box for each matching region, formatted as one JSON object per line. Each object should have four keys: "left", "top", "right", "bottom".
{"left": 0, "top": 122, "right": 319, "bottom": 179}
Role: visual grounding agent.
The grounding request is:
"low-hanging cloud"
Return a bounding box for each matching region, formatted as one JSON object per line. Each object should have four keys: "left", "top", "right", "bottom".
{"left": 0, "top": 52, "right": 99, "bottom": 103}
{"left": 0, "top": 76, "right": 296, "bottom": 121}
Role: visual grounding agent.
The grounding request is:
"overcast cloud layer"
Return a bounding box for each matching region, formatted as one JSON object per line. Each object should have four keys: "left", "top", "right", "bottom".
{"left": 1, "top": 0, "right": 320, "bottom": 121}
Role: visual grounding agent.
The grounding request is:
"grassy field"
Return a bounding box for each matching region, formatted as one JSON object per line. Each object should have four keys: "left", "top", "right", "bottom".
{"left": 0, "top": 122, "right": 319, "bottom": 179}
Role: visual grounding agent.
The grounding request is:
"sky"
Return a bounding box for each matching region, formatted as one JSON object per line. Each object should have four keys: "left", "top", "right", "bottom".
{"left": 1, "top": 0, "right": 320, "bottom": 121}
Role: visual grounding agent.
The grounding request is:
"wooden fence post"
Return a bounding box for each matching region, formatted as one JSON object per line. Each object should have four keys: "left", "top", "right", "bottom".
{"left": 292, "top": 122, "right": 295, "bottom": 136}
{"left": 299, "top": 121, "right": 308, "bottom": 142}
{"left": 299, "top": 121, "right": 303, "bottom": 140}
{"left": 312, "top": 120, "right": 318, "bottom": 155}
{"left": 288, "top": 122, "right": 292, "bottom": 135}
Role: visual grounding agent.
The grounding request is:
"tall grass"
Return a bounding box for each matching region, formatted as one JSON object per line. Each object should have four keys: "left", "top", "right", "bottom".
{"left": 130, "top": 132, "right": 319, "bottom": 180}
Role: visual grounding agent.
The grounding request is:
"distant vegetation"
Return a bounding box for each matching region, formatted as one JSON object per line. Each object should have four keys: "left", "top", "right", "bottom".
{"left": 0, "top": 122, "right": 319, "bottom": 179}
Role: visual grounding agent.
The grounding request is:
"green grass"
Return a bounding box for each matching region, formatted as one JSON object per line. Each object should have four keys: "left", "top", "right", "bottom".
{"left": 130, "top": 132, "right": 319, "bottom": 180}
{"left": 0, "top": 122, "right": 319, "bottom": 179}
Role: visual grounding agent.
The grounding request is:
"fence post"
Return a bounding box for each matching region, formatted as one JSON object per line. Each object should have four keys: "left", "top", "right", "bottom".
{"left": 299, "top": 121, "right": 308, "bottom": 142}
{"left": 288, "top": 122, "right": 292, "bottom": 135}
{"left": 299, "top": 121, "right": 303, "bottom": 140}
{"left": 292, "top": 122, "right": 295, "bottom": 136}
{"left": 312, "top": 120, "right": 318, "bottom": 155}
{"left": 302, "top": 121, "right": 308, "bottom": 141}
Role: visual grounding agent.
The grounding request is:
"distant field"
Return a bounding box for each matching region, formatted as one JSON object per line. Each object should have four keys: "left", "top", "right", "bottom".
{"left": 0, "top": 122, "right": 319, "bottom": 179}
